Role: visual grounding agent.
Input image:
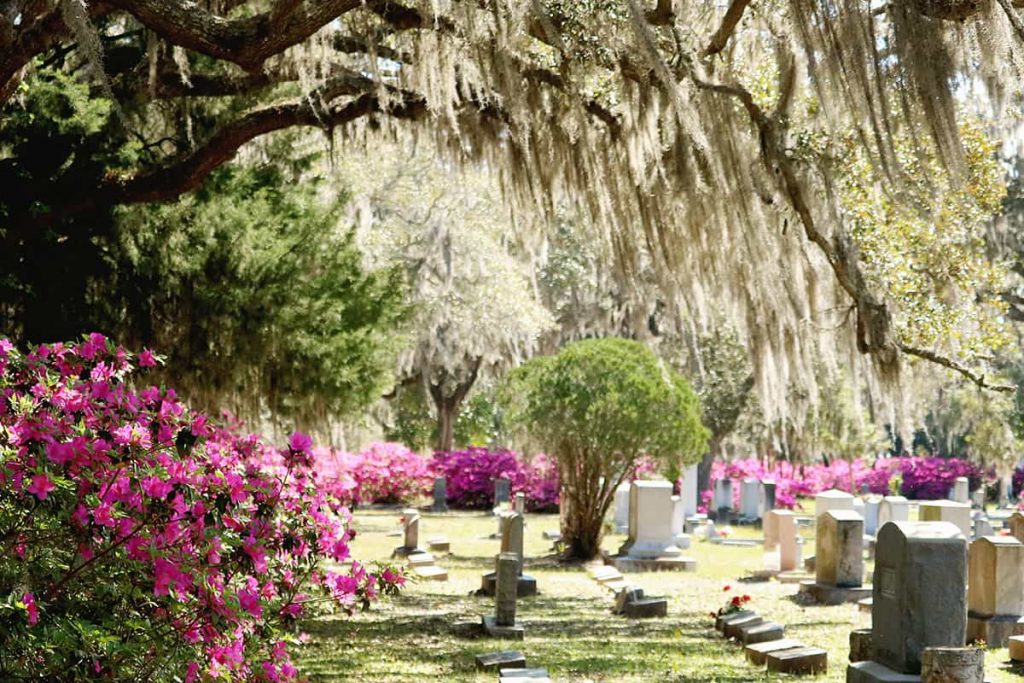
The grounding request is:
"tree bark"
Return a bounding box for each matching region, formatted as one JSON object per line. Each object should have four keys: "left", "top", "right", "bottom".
{"left": 697, "top": 436, "right": 722, "bottom": 499}
{"left": 428, "top": 357, "right": 482, "bottom": 452}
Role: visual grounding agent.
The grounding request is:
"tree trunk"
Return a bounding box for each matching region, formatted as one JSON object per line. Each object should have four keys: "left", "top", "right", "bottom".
{"left": 697, "top": 436, "right": 723, "bottom": 498}
{"left": 428, "top": 357, "right": 483, "bottom": 452}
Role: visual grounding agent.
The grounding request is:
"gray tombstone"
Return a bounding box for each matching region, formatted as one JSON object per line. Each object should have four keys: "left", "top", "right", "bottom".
{"left": 740, "top": 478, "right": 760, "bottom": 520}
{"left": 863, "top": 496, "right": 881, "bottom": 536}
{"left": 494, "top": 478, "right": 511, "bottom": 508}
{"left": 714, "top": 479, "right": 733, "bottom": 515}
{"left": 972, "top": 511, "right": 994, "bottom": 540}
{"left": 495, "top": 553, "right": 518, "bottom": 626}
{"left": 816, "top": 509, "right": 864, "bottom": 588}
{"left": 871, "top": 521, "right": 967, "bottom": 675}
{"left": 680, "top": 464, "right": 699, "bottom": 517}
{"left": 514, "top": 491, "right": 526, "bottom": 515}
{"left": 432, "top": 476, "right": 448, "bottom": 513}
{"left": 999, "top": 475, "right": 1011, "bottom": 508}
{"left": 761, "top": 480, "right": 777, "bottom": 517}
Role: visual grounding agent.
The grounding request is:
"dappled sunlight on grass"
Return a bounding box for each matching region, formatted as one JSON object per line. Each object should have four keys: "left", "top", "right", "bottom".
{"left": 298, "top": 507, "right": 1010, "bottom": 682}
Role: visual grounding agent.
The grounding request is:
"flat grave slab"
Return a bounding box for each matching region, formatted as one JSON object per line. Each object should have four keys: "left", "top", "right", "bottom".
{"left": 744, "top": 638, "right": 803, "bottom": 666}
{"left": 475, "top": 651, "right": 526, "bottom": 671}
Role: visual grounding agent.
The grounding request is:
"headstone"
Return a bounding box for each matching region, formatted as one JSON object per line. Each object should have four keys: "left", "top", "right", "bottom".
{"left": 863, "top": 496, "right": 881, "bottom": 536}
{"left": 815, "top": 509, "right": 864, "bottom": 587}
{"left": 814, "top": 488, "right": 855, "bottom": 521}
{"left": 951, "top": 477, "right": 970, "bottom": 504}
{"left": 618, "top": 480, "right": 682, "bottom": 558}
{"left": 745, "top": 638, "right": 804, "bottom": 665}
{"left": 475, "top": 651, "right": 526, "bottom": 671}
{"left": 864, "top": 521, "right": 967, "bottom": 676}
{"left": 670, "top": 495, "right": 690, "bottom": 547}
{"left": 613, "top": 482, "right": 631, "bottom": 533}
{"left": 714, "top": 478, "right": 734, "bottom": 514}
{"left": 514, "top": 491, "right": 526, "bottom": 515}
{"left": 877, "top": 495, "right": 910, "bottom": 528}
{"left": 852, "top": 498, "right": 865, "bottom": 520}
{"left": 849, "top": 629, "right": 873, "bottom": 663}
{"left": 766, "top": 648, "right": 827, "bottom": 675}
{"left": 705, "top": 520, "right": 719, "bottom": 540}
{"left": 776, "top": 512, "right": 802, "bottom": 572}
{"left": 482, "top": 552, "right": 524, "bottom": 639}
{"left": 999, "top": 475, "right": 1011, "bottom": 508}
{"left": 763, "top": 509, "right": 779, "bottom": 551}
{"left": 966, "top": 535, "right": 1024, "bottom": 646}
{"left": 920, "top": 647, "right": 983, "bottom": 683}
{"left": 494, "top": 478, "right": 511, "bottom": 508}
{"left": 970, "top": 488, "right": 985, "bottom": 509}
{"left": 740, "top": 478, "right": 760, "bottom": 520}
{"left": 482, "top": 512, "right": 537, "bottom": 597}
{"left": 919, "top": 500, "right": 971, "bottom": 538}
{"left": 1010, "top": 634, "right": 1024, "bottom": 661}
{"left": 971, "top": 511, "right": 994, "bottom": 540}
{"left": 1008, "top": 511, "right": 1024, "bottom": 543}
{"left": 680, "top": 464, "right": 699, "bottom": 517}
{"left": 761, "top": 479, "right": 777, "bottom": 517}
{"left": 432, "top": 476, "right": 448, "bottom": 512}
{"left": 392, "top": 508, "right": 422, "bottom": 556}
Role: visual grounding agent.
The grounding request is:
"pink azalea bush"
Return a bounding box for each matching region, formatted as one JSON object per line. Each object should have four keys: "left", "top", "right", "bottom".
{"left": 431, "top": 447, "right": 561, "bottom": 511}
{"left": 0, "top": 334, "right": 403, "bottom": 681}
{"left": 703, "top": 456, "right": 991, "bottom": 511}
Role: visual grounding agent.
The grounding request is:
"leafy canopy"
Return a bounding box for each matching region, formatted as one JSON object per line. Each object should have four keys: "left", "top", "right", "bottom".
{"left": 504, "top": 337, "right": 708, "bottom": 466}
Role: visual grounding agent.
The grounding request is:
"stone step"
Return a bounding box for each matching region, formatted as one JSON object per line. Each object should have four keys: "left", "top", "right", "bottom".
{"left": 739, "top": 621, "right": 785, "bottom": 645}
{"left": 765, "top": 646, "right": 827, "bottom": 675}
{"left": 414, "top": 565, "right": 448, "bottom": 581}
{"left": 846, "top": 660, "right": 919, "bottom": 682}
{"left": 499, "top": 667, "right": 549, "bottom": 678}
{"left": 858, "top": 597, "right": 873, "bottom": 612}
{"left": 1010, "top": 634, "right": 1024, "bottom": 661}
{"left": 744, "top": 638, "right": 804, "bottom": 666}
{"left": 475, "top": 651, "right": 526, "bottom": 671}
{"left": 603, "top": 578, "right": 632, "bottom": 592}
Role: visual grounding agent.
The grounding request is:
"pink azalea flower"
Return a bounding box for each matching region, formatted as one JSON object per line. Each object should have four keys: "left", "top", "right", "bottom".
{"left": 26, "top": 473, "right": 54, "bottom": 500}
{"left": 22, "top": 592, "right": 38, "bottom": 625}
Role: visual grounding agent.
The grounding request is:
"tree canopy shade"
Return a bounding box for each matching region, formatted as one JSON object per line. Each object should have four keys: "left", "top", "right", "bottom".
{"left": 3, "top": 0, "right": 1023, "bottom": 419}
{"left": 503, "top": 337, "right": 708, "bottom": 558}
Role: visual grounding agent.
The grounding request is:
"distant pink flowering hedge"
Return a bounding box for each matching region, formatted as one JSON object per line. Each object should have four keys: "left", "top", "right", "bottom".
{"left": 0, "top": 335, "right": 403, "bottom": 681}
{"left": 431, "top": 447, "right": 561, "bottom": 511}
{"left": 703, "top": 456, "right": 992, "bottom": 511}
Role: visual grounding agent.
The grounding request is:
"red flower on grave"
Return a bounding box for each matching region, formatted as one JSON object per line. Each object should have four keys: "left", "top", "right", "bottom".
{"left": 742, "top": 595, "right": 751, "bottom": 603}
{"left": 722, "top": 585, "right": 731, "bottom": 592}
{"left": 730, "top": 596, "right": 742, "bottom": 607}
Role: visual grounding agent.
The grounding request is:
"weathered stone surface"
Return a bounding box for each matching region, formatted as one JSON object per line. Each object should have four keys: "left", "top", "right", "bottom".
{"left": 920, "top": 647, "right": 982, "bottom": 683}
{"left": 608, "top": 555, "right": 696, "bottom": 572}
{"left": 619, "top": 480, "right": 682, "bottom": 559}
{"left": 613, "top": 587, "right": 643, "bottom": 614}
{"left": 815, "top": 489, "right": 855, "bottom": 521}
{"left": 494, "top": 552, "right": 519, "bottom": 627}
{"left": 771, "top": 510, "right": 801, "bottom": 571}
{"left": 414, "top": 565, "right": 448, "bottom": 581}
{"left": 968, "top": 536, "right": 1024, "bottom": 618}
{"left": 878, "top": 496, "right": 910, "bottom": 529}
{"left": 1010, "top": 634, "right": 1024, "bottom": 661}
{"left": 864, "top": 497, "right": 882, "bottom": 536}
{"left": 1008, "top": 511, "right": 1024, "bottom": 544}
{"left": 971, "top": 512, "right": 994, "bottom": 540}
{"left": 765, "top": 647, "right": 827, "bottom": 674}
{"left": 613, "top": 483, "right": 631, "bottom": 533}
{"left": 816, "top": 509, "right": 864, "bottom": 587}
{"left": 761, "top": 479, "right": 777, "bottom": 517}
{"left": 850, "top": 629, "right": 873, "bottom": 663}
{"left": 498, "top": 667, "right": 549, "bottom": 678}
{"left": 407, "top": 552, "right": 435, "bottom": 566}
{"left": 744, "top": 638, "right": 803, "bottom": 666}
{"left": 714, "top": 478, "right": 733, "bottom": 513}
{"left": 427, "top": 536, "right": 450, "bottom": 552}
{"left": 475, "top": 651, "right": 525, "bottom": 671}
{"left": 494, "top": 478, "right": 511, "bottom": 508}
{"left": 950, "top": 478, "right": 970, "bottom": 505}
{"left": 450, "top": 620, "right": 483, "bottom": 637}
{"left": 680, "top": 464, "right": 699, "bottom": 517}
{"left": 621, "top": 597, "right": 668, "bottom": 618}
{"left": 798, "top": 580, "right": 871, "bottom": 605}
{"left": 432, "top": 477, "right": 448, "bottom": 512}
{"left": 482, "top": 615, "right": 524, "bottom": 639}
{"left": 392, "top": 508, "right": 422, "bottom": 556}
{"left": 871, "top": 521, "right": 967, "bottom": 675}
{"left": 740, "top": 478, "right": 760, "bottom": 520}
{"left": 723, "top": 613, "right": 764, "bottom": 639}
{"left": 918, "top": 500, "right": 971, "bottom": 539}
{"left": 715, "top": 609, "right": 754, "bottom": 632}
{"left": 740, "top": 621, "right": 785, "bottom": 645}
{"left": 965, "top": 614, "right": 1024, "bottom": 647}
{"left": 846, "top": 661, "right": 921, "bottom": 683}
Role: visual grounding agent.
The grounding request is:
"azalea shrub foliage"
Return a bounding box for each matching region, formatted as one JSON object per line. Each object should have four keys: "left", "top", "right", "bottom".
{"left": 0, "top": 335, "right": 403, "bottom": 681}
{"left": 430, "top": 447, "right": 561, "bottom": 512}
{"left": 705, "top": 456, "right": 992, "bottom": 511}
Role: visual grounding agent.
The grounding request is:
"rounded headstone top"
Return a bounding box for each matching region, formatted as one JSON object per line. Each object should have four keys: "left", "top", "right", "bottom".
{"left": 882, "top": 495, "right": 908, "bottom": 503}
{"left": 878, "top": 520, "right": 966, "bottom": 542}
{"left": 816, "top": 489, "right": 854, "bottom": 499}
{"left": 971, "top": 535, "right": 1023, "bottom": 547}
{"left": 919, "top": 499, "right": 970, "bottom": 509}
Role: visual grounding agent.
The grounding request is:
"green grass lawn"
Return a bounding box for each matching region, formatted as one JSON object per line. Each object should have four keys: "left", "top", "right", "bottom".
{"left": 297, "top": 508, "right": 1022, "bottom": 682}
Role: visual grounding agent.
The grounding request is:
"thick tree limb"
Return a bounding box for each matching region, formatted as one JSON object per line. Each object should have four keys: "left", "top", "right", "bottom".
{"left": 36, "top": 90, "right": 426, "bottom": 226}
{"left": 702, "top": 0, "right": 753, "bottom": 57}
{"left": 101, "top": 0, "right": 361, "bottom": 71}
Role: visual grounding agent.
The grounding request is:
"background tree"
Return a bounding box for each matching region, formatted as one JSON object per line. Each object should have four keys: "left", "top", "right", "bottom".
{"left": 503, "top": 337, "right": 708, "bottom": 560}
{"left": 3, "top": 0, "right": 1020, "bottom": 419}
{"left": 341, "top": 144, "right": 554, "bottom": 451}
